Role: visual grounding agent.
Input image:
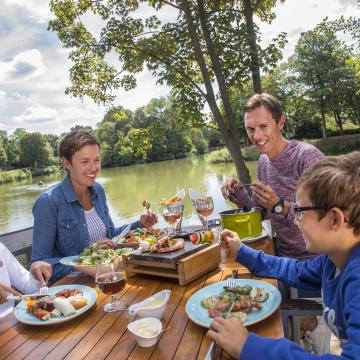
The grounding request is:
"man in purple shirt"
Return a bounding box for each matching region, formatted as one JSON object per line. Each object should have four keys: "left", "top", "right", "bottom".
{"left": 221, "top": 93, "right": 324, "bottom": 260}
{"left": 221, "top": 93, "right": 324, "bottom": 347}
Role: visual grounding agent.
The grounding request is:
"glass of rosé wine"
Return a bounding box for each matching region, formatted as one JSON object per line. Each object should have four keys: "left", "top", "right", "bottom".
{"left": 192, "top": 196, "right": 214, "bottom": 230}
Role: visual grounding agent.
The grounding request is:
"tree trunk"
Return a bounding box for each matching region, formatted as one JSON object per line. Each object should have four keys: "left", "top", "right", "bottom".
{"left": 319, "top": 98, "right": 327, "bottom": 139}
{"left": 333, "top": 111, "right": 344, "bottom": 134}
{"left": 182, "top": 0, "right": 251, "bottom": 183}
{"left": 243, "top": 0, "right": 262, "bottom": 94}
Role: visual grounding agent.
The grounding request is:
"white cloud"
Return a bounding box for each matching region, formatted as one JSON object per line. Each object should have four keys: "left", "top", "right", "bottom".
{"left": 2, "top": 0, "right": 51, "bottom": 22}
{"left": 0, "top": 91, "right": 6, "bottom": 100}
{"left": 14, "top": 106, "right": 60, "bottom": 124}
{"left": 0, "top": 49, "right": 46, "bottom": 83}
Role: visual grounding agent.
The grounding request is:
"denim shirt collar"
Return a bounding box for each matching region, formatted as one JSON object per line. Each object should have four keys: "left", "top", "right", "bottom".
{"left": 61, "top": 174, "right": 99, "bottom": 203}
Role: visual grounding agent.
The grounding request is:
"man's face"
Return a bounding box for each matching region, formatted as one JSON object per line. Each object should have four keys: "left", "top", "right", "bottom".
{"left": 244, "top": 105, "right": 285, "bottom": 159}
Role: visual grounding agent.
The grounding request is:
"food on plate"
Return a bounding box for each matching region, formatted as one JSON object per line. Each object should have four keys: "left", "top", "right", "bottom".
{"left": 74, "top": 243, "right": 133, "bottom": 265}
{"left": 201, "top": 284, "right": 269, "bottom": 322}
{"left": 190, "top": 230, "right": 214, "bottom": 245}
{"left": 113, "top": 227, "right": 163, "bottom": 246}
{"left": 158, "top": 194, "right": 181, "bottom": 206}
{"left": 25, "top": 288, "right": 88, "bottom": 321}
{"left": 149, "top": 237, "right": 184, "bottom": 253}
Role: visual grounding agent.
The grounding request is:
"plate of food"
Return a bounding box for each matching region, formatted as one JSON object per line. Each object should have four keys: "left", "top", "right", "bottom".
{"left": 113, "top": 227, "right": 167, "bottom": 248}
{"left": 14, "top": 284, "right": 97, "bottom": 325}
{"left": 60, "top": 243, "right": 133, "bottom": 277}
{"left": 185, "top": 279, "right": 281, "bottom": 328}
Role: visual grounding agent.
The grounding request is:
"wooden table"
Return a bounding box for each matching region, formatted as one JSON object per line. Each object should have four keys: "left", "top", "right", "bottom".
{"left": 0, "top": 237, "right": 283, "bottom": 360}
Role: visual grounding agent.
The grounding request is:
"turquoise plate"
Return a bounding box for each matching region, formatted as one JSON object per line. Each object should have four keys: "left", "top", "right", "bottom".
{"left": 60, "top": 255, "right": 81, "bottom": 266}
{"left": 14, "top": 284, "right": 97, "bottom": 325}
{"left": 185, "top": 279, "right": 281, "bottom": 328}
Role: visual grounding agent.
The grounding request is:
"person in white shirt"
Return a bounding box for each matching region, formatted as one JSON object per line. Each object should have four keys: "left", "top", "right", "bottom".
{"left": 0, "top": 242, "right": 52, "bottom": 319}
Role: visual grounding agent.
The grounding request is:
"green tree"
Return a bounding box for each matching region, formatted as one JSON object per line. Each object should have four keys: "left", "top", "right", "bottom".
{"left": 291, "top": 18, "right": 355, "bottom": 138}
{"left": 18, "top": 132, "right": 55, "bottom": 168}
{"left": 49, "top": 0, "right": 287, "bottom": 183}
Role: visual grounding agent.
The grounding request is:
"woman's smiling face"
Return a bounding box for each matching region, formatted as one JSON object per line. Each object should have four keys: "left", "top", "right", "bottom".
{"left": 63, "top": 144, "right": 101, "bottom": 189}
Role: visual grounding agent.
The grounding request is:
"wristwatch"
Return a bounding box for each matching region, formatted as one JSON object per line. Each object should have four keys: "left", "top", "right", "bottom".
{"left": 271, "top": 198, "right": 284, "bottom": 214}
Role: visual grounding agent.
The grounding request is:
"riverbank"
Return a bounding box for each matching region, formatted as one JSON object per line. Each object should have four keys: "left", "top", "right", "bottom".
{"left": 0, "top": 165, "right": 62, "bottom": 184}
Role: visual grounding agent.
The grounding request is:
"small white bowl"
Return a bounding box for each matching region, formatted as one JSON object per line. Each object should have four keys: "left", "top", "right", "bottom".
{"left": 127, "top": 317, "right": 162, "bottom": 347}
{"left": 128, "top": 289, "right": 171, "bottom": 319}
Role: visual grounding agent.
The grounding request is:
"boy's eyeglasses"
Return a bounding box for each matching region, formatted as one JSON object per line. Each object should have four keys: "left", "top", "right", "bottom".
{"left": 294, "top": 205, "right": 348, "bottom": 223}
{"left": 293, "top": 206, "right": 325, "bottom": 220}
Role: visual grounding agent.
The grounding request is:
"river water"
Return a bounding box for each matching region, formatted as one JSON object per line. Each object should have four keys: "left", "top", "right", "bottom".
{"left": 0, "top": 156, "right": 257, "bottom": 234}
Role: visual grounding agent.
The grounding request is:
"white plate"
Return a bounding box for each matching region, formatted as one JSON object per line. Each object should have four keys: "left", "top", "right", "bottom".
{"left": 14, "top": 284, "right": 97, "bottom": 325}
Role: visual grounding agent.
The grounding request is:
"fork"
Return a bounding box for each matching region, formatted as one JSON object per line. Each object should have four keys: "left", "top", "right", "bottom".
{"left": 225, "top": 269, "right": 238, "bottom": 288}
{"left": 39, "top": 285, "right": 50, "bottom": 296}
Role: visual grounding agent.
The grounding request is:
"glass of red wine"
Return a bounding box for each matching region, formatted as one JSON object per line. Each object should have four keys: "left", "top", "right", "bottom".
{"left": 95, "top": 262, "right": 127, "bottom": 312}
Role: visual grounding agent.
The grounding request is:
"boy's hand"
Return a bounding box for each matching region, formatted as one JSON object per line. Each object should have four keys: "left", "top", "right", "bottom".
{"left": 0, "top": 283, "right": 21, "bottom": 304}
{"left": 30, "top": 261, "right": 52, "bottom": 286}
{"left": 220, "top": 229, "right": 242, "bottom": 253}
{"left": 251, "top": 181, "right": 279, "bottom": 210}
{"left": 207, "top": 317, "right": 249, "bottom": 358}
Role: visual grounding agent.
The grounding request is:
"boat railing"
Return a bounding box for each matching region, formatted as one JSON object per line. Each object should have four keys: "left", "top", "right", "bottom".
{"left": 0, "top": 227, "right": 33, "bottom": 268}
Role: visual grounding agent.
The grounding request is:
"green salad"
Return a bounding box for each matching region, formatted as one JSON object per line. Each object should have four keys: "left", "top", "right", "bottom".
{"left": 74, "top": 243, "right": 133, "bottom": 265}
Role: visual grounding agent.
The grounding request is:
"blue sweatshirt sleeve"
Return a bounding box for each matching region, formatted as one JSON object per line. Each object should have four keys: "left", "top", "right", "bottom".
{"left": 236, "top": 245, "right": 323, "bottom": 290}
{"left": 240, "top": 333, "right": 355, "bottom": 360}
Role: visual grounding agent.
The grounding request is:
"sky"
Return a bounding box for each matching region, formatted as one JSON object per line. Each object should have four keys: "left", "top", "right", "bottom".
{"left": 0, "top": 0, "right": 359, "bottom": 135}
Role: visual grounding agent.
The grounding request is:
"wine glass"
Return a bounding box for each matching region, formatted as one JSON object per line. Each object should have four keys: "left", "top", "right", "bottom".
{"left": 192, "top": 196, "right": 214, "bottom": 230}
{"left": 95, "top": 262, "right": 127, "bottom": 312}
{"left": 162, "top": 202, "right": 184, "bottom": 235}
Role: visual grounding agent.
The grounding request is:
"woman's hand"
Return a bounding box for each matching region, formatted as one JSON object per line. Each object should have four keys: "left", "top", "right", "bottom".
{"left": 140, "top": 210, "right": 158, "bottom": 228}
{"left": 97, "top": 238, "right": 115, "bottom": 249}
{"left": 0, "top": 283, "right": 21, "bottom": 304}
{"left": 221, "top": 178, "right": 240, "bottom": 199}
{"left": 251, "top": 181, "right": 279, "bottom": 211}
{"left": 30, "top": 261, "right": 52, "bottom": 286}
{"left": 220, "top": 229, "right": 242, "bottom": 253}
{"left": 207, "top": 317, "right": 249, "bottom": 358}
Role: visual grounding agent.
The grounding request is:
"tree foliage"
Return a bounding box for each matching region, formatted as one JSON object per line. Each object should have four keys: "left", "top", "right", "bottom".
{"left": 48, "top": 0, "right": 287, "bottom": 183}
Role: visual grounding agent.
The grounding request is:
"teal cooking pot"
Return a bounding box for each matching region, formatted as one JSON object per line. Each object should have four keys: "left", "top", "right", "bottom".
{"left": 219, "top": 207, "right": 262, "bottom": 239}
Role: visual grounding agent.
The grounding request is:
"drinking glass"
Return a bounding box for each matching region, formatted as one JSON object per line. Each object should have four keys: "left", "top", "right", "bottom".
{"left": 192, "top": 196, "right": 214, "bottom": 230}
{"left": 162, "top": 202, "right": 184, "bottom": 235}
{"left": 95, "top": 262, "right": 127, "bottom": 312}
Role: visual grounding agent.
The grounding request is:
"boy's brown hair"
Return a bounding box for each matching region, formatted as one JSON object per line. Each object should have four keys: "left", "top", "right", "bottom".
{"left": 298, "top": 151, "right": 360, "bottom": 235}
{"left": 244, "top": 93, "right": 284, "bottom": 123}
{"left": 59, "top": 130, "right": 100, "bottom": 161}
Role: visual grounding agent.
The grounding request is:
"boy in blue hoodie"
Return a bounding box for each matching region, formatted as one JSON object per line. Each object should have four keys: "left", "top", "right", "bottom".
{"left": 209, "top": 151, "right": 360, "bottom": 359}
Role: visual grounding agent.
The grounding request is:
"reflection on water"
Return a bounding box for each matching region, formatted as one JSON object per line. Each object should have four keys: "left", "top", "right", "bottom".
{"left": 0, "top": 156, "right": 257, "bottom": 234}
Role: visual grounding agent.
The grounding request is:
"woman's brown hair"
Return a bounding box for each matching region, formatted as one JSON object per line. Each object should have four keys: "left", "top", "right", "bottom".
{"left": 59, "top": 130, "right": 100, "bottom": 161}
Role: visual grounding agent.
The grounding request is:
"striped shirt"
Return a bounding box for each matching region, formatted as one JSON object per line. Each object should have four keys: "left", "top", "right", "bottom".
{"left": 84, "top": 207, "right": 107, "bottom": 246}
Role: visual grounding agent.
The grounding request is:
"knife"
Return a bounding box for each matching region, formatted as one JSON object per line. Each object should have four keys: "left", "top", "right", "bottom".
{"left": 205, "top": 301, "right": 235, "bottom": 360}
{"left": 6, "top": 294, "right": 48, "bottom": 301}
{"left": 222, "top": 300, "right": 235, "bottom": 319}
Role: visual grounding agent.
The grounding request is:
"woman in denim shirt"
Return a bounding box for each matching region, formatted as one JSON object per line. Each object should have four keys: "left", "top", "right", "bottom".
{"left": 31, "top": 131, "right": 157, "bottom": 283}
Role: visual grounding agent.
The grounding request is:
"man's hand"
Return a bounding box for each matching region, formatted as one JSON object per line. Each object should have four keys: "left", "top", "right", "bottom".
{"left": 221, "top": 178, "right": 240, "bottom": 199}
{"left": 251, "top": 181, "right": 279, "bottom": 211}
{"left": 207, "top": 317, "right": 249, "bottom": 358}
{"left": 140, "top": 210, "right": 158, "bottom": 228}
{"left": 0, "top": 283, "right": 21, "bottom": 304}
{"left": 220, "top": 229, "right": 242, "bottom": 253}
{"left": 30, "top": 261, "right": 52, "bottom": 286}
